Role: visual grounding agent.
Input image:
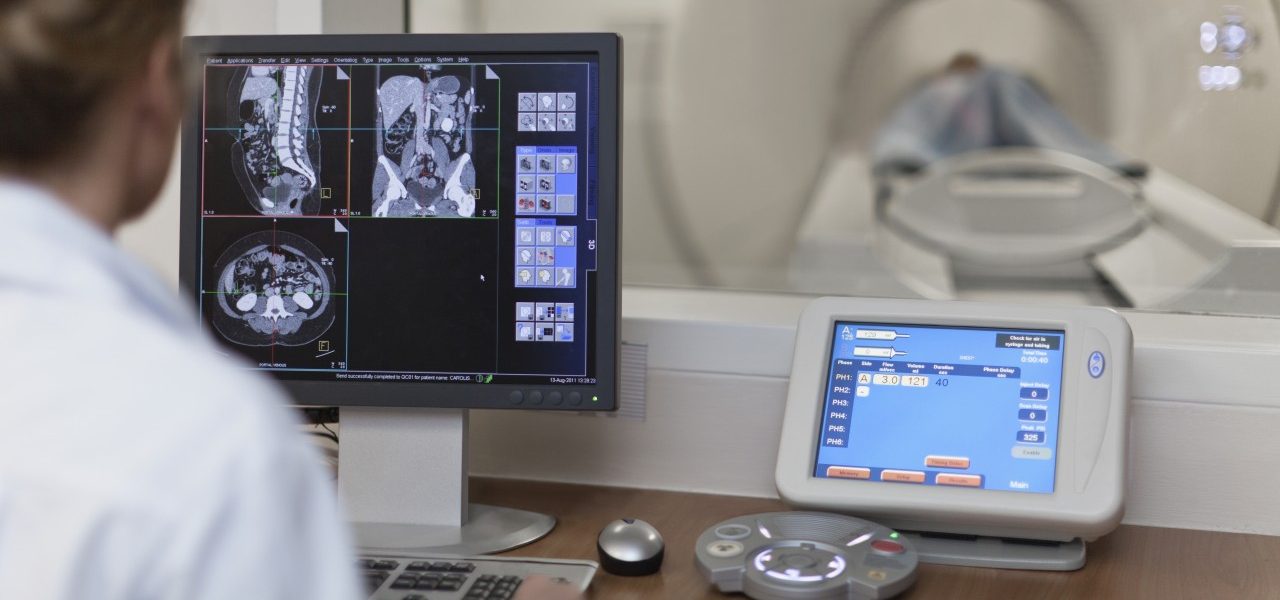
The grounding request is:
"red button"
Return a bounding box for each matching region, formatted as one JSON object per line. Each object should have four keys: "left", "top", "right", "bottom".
{"left": 870, "top": 539, "right": 905, "bottom": 555}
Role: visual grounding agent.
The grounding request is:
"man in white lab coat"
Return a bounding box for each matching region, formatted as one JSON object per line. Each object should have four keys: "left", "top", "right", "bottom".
{"left": 0, "top": 2, "right": 579, "bottom": 599}
{"left": 0, "top": 0, "right": 583, "bottom": 595}
{"left": 0, "top": 0, "right": 363, "bottom": 598}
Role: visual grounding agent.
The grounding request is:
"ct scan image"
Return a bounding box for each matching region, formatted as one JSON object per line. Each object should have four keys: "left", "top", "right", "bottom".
{"left": 201, "top": 65, "right": 351, "bottom": 217}
{"left": 371, "top": 65, "right": 480, "bottom": 218}
{"left": 209, "top": 229, "right": 335, "bottom": 346}
{"left": 201, "top": 217, "right": 349, "bottom": 369}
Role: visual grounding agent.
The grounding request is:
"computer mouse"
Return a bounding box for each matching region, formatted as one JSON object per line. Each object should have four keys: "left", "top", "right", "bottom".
{"left": 597, "top": 518, "right": 664, "bottom": 576}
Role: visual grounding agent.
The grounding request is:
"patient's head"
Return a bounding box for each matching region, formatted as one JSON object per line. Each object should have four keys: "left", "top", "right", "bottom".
{"left": 945, "top": 52, "right": 983, "bottom": 74}
{"left": 0, "top": 0, "right": 187, "bottom": 227}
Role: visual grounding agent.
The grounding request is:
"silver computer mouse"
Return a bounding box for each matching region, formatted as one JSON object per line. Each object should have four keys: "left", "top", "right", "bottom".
{"left": 597, "top": 518, "right": 665, "bottom": 576}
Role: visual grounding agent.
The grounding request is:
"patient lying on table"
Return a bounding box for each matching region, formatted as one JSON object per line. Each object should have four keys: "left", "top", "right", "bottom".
{"left": 872, "top": 53, "right": 1143, "bottom": 177}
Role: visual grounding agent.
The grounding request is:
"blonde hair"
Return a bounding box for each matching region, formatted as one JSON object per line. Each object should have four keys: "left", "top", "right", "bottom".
{"left": 0, "top": 0, "right": 186, "bottom": 166}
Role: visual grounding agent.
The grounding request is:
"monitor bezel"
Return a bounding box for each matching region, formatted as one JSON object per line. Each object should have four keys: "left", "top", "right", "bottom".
{"left": 179, "top": 33, "right": 621, "bottom": 410}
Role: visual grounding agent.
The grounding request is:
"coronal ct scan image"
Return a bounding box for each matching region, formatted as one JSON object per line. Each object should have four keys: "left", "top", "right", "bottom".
{"left": 209, "top": 230, "right": 336, "bottom": 347}
{"left": 372, "top": 65, "right": 478, "bottom": 218}
{"left": 228, "top": 65, "right": 324, "bottom": 215}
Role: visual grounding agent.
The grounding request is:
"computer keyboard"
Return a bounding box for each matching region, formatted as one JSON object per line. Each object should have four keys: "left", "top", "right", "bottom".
{"left": 360, "top": 553, "right": 598, "bottom": 600}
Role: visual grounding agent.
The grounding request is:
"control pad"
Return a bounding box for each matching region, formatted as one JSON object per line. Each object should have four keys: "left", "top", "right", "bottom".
{"left": 695, "top": 512, "right": 917, "bottom": 600}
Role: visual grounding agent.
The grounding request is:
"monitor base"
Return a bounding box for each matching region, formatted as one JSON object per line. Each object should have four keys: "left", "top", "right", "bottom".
{"left": 351, "top": 503, "right": 556, "bottom": 555}
{"left": 339, "top": 407, "right": 557, "bottom": 555}
{"left": 902, "top": 532, "right": 1085, "bottom": 571}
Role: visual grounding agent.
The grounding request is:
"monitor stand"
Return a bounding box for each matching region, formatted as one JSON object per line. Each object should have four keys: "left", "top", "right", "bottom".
{"left": 338, "top": 406, "right": 555, "bottom": 555}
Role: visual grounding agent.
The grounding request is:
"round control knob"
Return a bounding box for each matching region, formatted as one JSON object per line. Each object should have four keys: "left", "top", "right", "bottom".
{"left": 529, "top": 390, "right": 544, "bottom": 405}
{"left": 509, "top": 391, "right": 524, "bottom": 405}
{"left": 696, "top": 512, "right": 919, "bottom": 599}
{"left": 549, "top": 391, "right": 563, "bottom": 406}
{"left": 751, "top": 543, "right": 846, "bottom": 583}
{"left": 714, "top": 524, "right": 752, "bottom": 540}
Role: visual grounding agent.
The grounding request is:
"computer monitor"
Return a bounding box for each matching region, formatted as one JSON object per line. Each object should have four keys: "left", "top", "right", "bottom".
{"left": 179, "top": 33, "right": 620, "bottom": 553}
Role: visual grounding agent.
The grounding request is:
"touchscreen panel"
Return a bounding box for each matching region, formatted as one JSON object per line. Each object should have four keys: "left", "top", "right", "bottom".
{"left": 813, "top": 321, "right": 1065, "bottom": 494}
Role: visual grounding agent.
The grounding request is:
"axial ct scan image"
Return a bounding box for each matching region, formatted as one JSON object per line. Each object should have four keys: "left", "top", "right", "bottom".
{"left": 209, "top": 230, "right": 336, "bottom": 346}
{"left": 372, "top": 66, "right": 477, "bottom": 218}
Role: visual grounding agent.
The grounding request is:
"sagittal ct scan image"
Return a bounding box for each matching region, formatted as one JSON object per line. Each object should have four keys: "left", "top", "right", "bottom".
{"left": 372, "top": 66, "right": 477, "bottom": 218}
{"left": 230, "top": 65, "right": 323, "bottom": 215}
{"left": 210, "top": 230, "right": 336, "bottom": 346}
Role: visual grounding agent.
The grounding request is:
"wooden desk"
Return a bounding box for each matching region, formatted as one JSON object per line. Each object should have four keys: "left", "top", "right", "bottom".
{"left": 473, "top": 478, "right": 1280, "bottom": 599}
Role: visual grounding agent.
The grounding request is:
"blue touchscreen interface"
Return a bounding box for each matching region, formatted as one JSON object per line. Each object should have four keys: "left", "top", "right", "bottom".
{"left": 813, "top": 322, "right": 1065, "bottom": 494}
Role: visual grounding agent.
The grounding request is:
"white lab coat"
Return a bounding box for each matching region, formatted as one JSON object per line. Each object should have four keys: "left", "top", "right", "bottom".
{"left": 0, "top": 180, "right": 361, "bottom": 600}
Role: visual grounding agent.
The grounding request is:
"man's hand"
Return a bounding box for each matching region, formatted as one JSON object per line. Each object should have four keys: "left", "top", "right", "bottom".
{"left": 512, "top": 574, "right": 584, "bottom": 600}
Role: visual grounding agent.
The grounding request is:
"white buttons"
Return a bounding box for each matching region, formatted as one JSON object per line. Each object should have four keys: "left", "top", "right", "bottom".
{"left": 706, "top": 540, "right": 744, "bottom": 558}
{"left": 1200, "top": 21, "right": 1218, "bottom": 53}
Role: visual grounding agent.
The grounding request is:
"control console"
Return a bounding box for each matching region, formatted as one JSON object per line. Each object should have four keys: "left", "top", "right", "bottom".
{"left": 774, "top": 297, "right": 1131, "bottom": 570}
{"left": 695, "top": 512, "right": 918, "bottom": 600}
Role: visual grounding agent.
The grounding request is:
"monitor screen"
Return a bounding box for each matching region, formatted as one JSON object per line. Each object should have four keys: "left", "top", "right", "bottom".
{"left": 181, "top": 35, "right": 617, "bottom": 408}
{"left": 813, "top": 322, "right": 1065, "bottom": 494}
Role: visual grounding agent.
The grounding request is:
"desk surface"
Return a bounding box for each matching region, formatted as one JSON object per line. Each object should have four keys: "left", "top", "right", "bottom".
{"left": 472, "top": 478, "right": 1280, "bottom": 599}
